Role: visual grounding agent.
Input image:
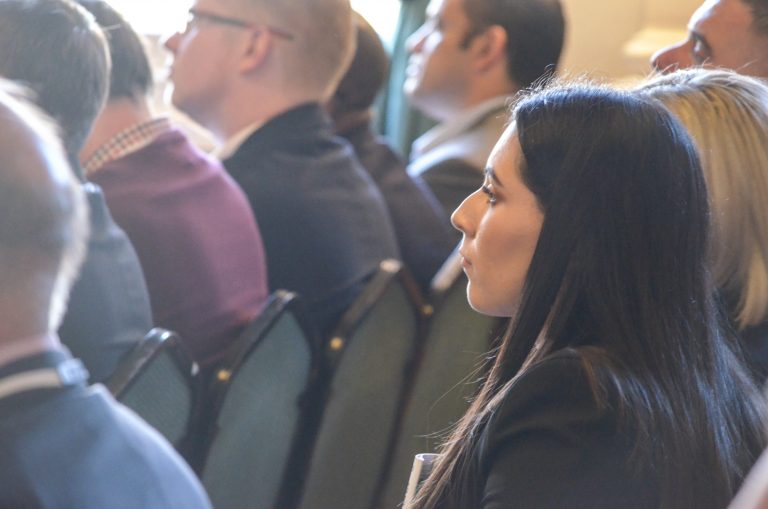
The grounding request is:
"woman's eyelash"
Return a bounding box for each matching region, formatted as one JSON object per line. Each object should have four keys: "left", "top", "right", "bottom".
{"left": 481, "top": 184, "right": 497, "bottom": 204}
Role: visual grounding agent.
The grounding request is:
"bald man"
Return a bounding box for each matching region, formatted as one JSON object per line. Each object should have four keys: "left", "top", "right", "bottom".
{"left": 165, "top": 0, "right": 399, "bottom": 337}
{"left": 0, "top": 83, "right": 211, "bottom": 509}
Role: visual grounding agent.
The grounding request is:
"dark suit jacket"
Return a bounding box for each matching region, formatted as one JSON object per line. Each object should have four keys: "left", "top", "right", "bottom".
{"left": 408, "top": 101, "right": 508, "bottom": 216}
{"left": 439, "top": 351, "right": 659, "bottom": 508}
{"left": 0, "top": 349, "right": 212, "bottom": 509}
{"left": 341, "top": 123, "right": 455, "bottom": 289}
{"left": 224, "top": 103, "right": 399, "bottom": 336}
{"left": 417, "top": 158, "right": 482, "bottom": 221}
{"left": 58, "top": 184, "right": 153, "bottom": 382}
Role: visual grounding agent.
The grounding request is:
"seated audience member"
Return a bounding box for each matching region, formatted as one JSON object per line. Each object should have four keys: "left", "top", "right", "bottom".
{"left": 404, "top": 0, "right": 565, "bottom": 215}
{"left": 0, "top": 0, "right": 152, "bottom": 382}
{"left": 638, "top": 69, "right": 768, "bottom": 381}
{"left": 79, "top": 1, "right": 269, "bottom": 365}
{"left": 0, "top": 83, "right": 212, "bottom": 509}
{"left": 651, "top": 0, "right": 768, "bottom": 78}
{"left": 165, "top": 0, "right": 399, "bottom": 337}
{"left": 409, "top": 84, "right": 767, "bottom": 508}
{"left": 328, "top": 13, "right": 456, "bottom": 289}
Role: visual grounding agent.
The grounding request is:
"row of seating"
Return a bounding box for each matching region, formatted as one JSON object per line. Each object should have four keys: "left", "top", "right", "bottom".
{"left": 105, "top": 256, "right": 503, "bottom": 509}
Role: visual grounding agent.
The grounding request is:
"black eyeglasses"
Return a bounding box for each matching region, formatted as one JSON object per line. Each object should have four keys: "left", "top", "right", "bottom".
{"left": 184, "top": 8, "right": 295, "bottom": 40}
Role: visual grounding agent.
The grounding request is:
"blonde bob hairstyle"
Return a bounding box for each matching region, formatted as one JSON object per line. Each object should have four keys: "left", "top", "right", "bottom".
{"left": 638, "top": 69, "right": 768, "bottom": 330}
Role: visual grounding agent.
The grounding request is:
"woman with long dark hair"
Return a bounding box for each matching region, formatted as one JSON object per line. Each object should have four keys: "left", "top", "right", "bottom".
{"left": 410, "top": 84, "right": 767, "bottom": 509}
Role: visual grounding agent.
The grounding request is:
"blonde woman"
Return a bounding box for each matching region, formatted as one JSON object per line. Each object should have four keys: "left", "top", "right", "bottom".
{"left": 638, "top": 69, "right": 768, "bottom": 381}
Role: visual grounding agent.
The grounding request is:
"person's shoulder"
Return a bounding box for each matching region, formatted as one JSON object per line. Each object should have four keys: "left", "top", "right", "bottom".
{"left": 478, "top": 349, "right": 658, "bottom": 508}
{"left": 516, "top": 349, "right": 591, "bottom": 385}
{"left": 487, "top": 349, "right": 613, "bottom": 443}
{"left": 0, "top": 386, "right": 211, "bottom": 509}
{"left": 426, "top": 157, "right": 482, "bottom": 174}
{"left": 85, "top": 387, "right": 213, "bottom": 508}
{"left": 506, "top": 349, "right": 594, "bottom": 396}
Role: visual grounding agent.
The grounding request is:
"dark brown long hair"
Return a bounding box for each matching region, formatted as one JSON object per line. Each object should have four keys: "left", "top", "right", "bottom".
{"left": 412, "top": 84, "right": 768, "bottom": 509}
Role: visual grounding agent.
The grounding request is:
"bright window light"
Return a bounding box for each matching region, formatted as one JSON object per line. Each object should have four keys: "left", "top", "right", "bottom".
{"left": 107, "top": 0, "right": 191, "bottom": 35}
{"left": 351, "top": 0, "right": 402, "bottom": 49}
{"left": 107, "top": 0, "right": 401, "bottom": 45}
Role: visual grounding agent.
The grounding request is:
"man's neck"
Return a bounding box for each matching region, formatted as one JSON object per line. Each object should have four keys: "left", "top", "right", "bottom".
{"left": 0, "top": 332, "right": 62, "bottom": 371}
{"left": 80, "top": 97, "right": 153, "bottom": 165}
{"left": 215, "top": 84, "right": 324, "bottom": 141}
{"left": 427, "top": 94, "right": 511, "bottom": 125}
{"left": 421, "top": 77, "right": 520, "bottom": 124}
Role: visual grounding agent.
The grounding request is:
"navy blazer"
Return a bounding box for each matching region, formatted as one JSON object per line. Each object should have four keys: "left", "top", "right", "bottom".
{"left": 0, "top": 350, "right": 212, "bottom": 509}
{"left": 341, "top": 123, "right": 455, "bottom": 289}
{"left": 58, "top": 183, "right": 153, "bottom": 382}
{"left": 224, "top": 103, "right": 399, "bottom": 336}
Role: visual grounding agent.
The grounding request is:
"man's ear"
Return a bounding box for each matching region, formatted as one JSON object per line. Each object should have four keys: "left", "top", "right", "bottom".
{"left": 469, "top": 25, "right": 508, "bottom": 73}
{"left": 238, "top": 29, "right": 273, "bottom": 73}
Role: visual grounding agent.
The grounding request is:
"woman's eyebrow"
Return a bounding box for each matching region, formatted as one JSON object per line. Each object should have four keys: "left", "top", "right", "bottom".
{"left": 485, "top": 167, "right": 504, "bottom": 188}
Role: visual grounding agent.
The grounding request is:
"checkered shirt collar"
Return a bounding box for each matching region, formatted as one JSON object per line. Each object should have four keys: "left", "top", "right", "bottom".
{"left": 83, "top": 117, "right": 173, "bottom": 176}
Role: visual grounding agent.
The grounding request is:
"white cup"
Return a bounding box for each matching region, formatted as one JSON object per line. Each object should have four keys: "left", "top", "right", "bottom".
{"left": 402, "top": 453, "right": 439, "bottom": 508}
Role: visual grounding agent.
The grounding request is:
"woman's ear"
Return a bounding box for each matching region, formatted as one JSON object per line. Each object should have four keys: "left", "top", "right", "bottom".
{"left": 238, "top": 29, "right": 273, "bottom": 73}
{"left": 469, "top": 25, "right": 508, "bottom": 74}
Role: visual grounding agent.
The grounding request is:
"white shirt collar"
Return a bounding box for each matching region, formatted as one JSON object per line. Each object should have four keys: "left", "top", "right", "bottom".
{"left": 215, "top": 121, "right": 264, "bottom": 160}
{"left": 411, "top": 95, "right": 511, "bottom": 160}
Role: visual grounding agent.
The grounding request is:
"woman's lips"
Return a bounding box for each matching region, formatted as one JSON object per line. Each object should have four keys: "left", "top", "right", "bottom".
{"left": 460, "top": 252, "right": 472, "bottom": 269}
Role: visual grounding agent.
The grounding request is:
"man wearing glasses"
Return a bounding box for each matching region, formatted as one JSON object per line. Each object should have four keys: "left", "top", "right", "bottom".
{"left": 78, "top": 0, "right": 269, "bottom": 367}
{"left": 165, "top": 0, "right": 400, "bottom": 339}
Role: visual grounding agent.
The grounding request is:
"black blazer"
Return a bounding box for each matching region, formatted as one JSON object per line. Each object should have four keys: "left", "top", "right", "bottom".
{"left": 440, "top": 351, "right": 659, "bottom": 508}
{"left": 224, "top": 103, "right": 399, "bottom": 336}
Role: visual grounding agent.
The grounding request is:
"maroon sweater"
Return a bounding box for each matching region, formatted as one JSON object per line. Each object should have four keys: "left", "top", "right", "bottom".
{"left": 91, "top": 128, "right": 268, "bottom": 364}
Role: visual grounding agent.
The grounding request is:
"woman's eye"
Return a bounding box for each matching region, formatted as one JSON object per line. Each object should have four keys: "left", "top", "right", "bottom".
{"left": 481, "top": 185, "right": 497, "bottom": 205}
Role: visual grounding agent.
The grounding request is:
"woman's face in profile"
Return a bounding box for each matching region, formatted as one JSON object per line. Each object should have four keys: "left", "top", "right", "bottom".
{"left": 452, "top": 124, "right": 544, "bottom": 317}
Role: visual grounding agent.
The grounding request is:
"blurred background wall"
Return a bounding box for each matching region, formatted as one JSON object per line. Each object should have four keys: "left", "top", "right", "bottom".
{"left": 112, "top": 0, "right": 705, "bottom": 150}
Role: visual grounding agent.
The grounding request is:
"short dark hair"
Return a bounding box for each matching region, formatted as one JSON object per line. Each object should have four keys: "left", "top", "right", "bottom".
{"left": 78, "top": 0, "right": 153, "bottom": 102}
{"left": 463, "top": 0, "right": 565, "bottom": 88}
{"left": 742, "top": 0, "right": 768, "bottom": 36}
{"left": 0, "top": 0, "right": 109, "bottom": 164}
{"left": 332, "top": 12, "right": 389, "bottom": 114}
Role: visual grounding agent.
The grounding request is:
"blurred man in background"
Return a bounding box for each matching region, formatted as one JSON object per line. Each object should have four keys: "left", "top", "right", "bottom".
{"left": 328, "top": 13, "right": 455, "bottom": 288}
{"left": 165, "top": 0, "right": 399, "bottom": 337}
{"left": 0, "top": 0, "right": 153, "bottom": 382}
{"left": 0, "top": 81, "right": 211, "bottom": 509}
{"left": 651, "top": 0, "right": 768, "bottom": 78}
{"left": 405, "top": 0, "right": 565, "bottom": 215}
